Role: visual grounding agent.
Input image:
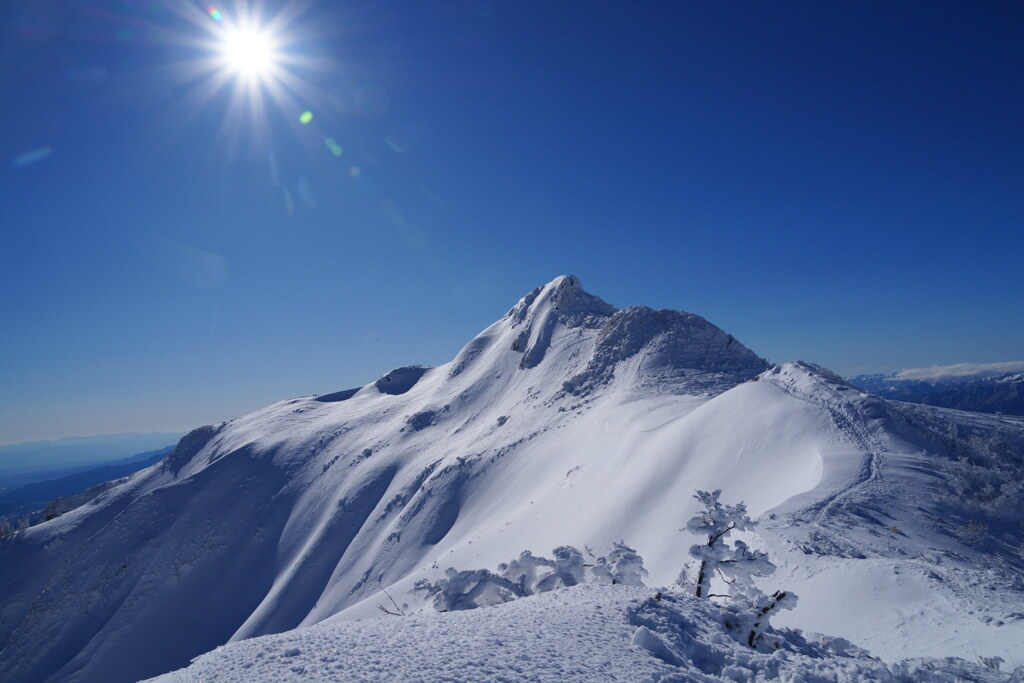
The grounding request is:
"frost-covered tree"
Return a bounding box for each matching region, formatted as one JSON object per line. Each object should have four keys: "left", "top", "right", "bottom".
{"left": 717, "top": 540, "right": 776, "bottom": 590}
{"left": 683, "top": 490, "right": 797, "bottom": 649}
{"left": 685, "top": 489, "right": 753, "bottom": 598}
{"left": 718, "top": 540, "right": 797, "bottom": 647}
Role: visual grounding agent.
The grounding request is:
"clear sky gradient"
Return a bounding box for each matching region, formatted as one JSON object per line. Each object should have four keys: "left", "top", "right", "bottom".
{"left": 2, "top": 1, "right": 1022, "bottom": 444}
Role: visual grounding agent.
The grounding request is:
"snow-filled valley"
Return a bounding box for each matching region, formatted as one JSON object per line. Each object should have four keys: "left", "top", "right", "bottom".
{"left": 1, "top": 275, "right": 1022, "bottom": 682}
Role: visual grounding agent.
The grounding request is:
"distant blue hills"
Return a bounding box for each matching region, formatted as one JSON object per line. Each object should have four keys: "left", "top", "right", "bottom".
{"left": 849, "top": 366, "right": 1023, "bottom": 416}
{"left": 0, "top": 432, "right": 184, "bottom": 489}
{"left": 0, "top": 446, "right": 174, "bottom": 521}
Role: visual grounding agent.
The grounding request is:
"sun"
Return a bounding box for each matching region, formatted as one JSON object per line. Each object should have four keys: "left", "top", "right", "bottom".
{"left": 220, "top": 27, "right": 277, "bottom": 78}
{"left": 159, "top": 2, "right": 330, "bottom": 149}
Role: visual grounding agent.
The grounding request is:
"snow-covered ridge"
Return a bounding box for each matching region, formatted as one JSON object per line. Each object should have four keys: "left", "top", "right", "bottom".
{"left": 1, "top": 276, "right": 1022, "bottom": 682}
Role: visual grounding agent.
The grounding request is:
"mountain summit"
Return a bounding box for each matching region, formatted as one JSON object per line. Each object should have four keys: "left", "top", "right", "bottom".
{"left": 1, "top": 277, "right": 1022, "bottom": 682}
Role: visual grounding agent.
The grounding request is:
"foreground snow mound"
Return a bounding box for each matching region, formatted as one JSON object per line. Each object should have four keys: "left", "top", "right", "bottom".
{"left": 627, "top": 591, "right": 1012, "bottom": 682}
{"left": 151, "top": 584, "right": 1007, "bottom": 683}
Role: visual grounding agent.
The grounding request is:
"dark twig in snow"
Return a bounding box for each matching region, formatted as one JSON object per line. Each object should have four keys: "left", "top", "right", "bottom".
{"left": 377, "top": 586, "right": 406, "bottom": 616}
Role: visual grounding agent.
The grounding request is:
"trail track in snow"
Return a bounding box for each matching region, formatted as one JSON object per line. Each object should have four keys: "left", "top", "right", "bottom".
{"left": 765, "top": 364, "right": 885, "bottom": 521}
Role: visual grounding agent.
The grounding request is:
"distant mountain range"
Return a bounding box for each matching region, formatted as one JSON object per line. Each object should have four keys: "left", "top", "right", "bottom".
{"left": 850, "top": 362, "right": 1024, "bottom": 415}
{"left": 0, "top": 447, "right": 172, "bottom": 522}
{"left": 0, "top": 432, "right": 185, "bottom": 489}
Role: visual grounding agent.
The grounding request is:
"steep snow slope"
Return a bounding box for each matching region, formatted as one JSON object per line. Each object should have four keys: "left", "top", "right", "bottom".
{"left": 1, "top": 276, "right": 1022, "bottom": 682}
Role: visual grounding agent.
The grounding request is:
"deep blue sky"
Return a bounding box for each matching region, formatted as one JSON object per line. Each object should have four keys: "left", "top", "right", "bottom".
{"left": 2, "top": 1, "right": 1022, "bottom": 444}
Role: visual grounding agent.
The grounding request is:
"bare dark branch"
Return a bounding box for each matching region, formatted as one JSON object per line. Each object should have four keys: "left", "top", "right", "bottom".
{"left": 378, "top": 586, "right": 406, "bottom": 616}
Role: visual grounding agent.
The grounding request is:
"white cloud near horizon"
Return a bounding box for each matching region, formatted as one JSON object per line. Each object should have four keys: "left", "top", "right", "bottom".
{"left": 894, "top": 360, "right": 1024, "bottom": 381}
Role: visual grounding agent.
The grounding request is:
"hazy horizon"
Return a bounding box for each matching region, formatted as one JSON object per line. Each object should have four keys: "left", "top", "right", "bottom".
{"left": 0, "top": 430, "right": 187, "bottom": 451}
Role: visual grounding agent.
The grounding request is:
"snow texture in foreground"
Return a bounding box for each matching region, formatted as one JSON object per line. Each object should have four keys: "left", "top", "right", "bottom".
{"left": 151, "top": 584, "right": 1008, "bottom": 683}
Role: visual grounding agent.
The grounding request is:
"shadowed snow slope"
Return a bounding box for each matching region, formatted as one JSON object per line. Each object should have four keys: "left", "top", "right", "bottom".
{"left": 1, "top": 276, "right": 1022, "bottom": 682}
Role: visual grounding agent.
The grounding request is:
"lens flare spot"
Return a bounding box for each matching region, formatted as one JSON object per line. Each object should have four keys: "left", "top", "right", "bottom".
{"left": 354, "top": 85, "right": 390, "bottom": 120}
{"left": 268, "top": 152, "right": 280, "bottom": 186}
{"left": 299, "top": 110, "right": 313, "bottom": 124}
{"left": 297, "top": 177, "right": 317, "bottom": 208}
{"left": 380, "top": 200, "right": 408, "bottom": 228}
{"left": 385, "top": 136, "right": 407, "bottom": 153}
{"left": 207, "top": 6, "right": 222, "bottom": 21}
{"left": 349, "top": 166, "right": 361, "bottom": 177}
{"left": 13, "top": 146, "right": 53, "bottom": 168}
{"left": 324, "top": 138, "right": 343, "bottom": 156}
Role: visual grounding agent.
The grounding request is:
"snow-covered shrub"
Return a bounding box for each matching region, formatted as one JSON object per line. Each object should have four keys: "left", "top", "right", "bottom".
{"left": 555, "top": 546, "right": 586, "bottom": 576}
{"left": 590, "top": 542, "right": 648, "bottom": 586}
{"left": 682, "top": 490, "right": 797, "bottom": 649}
{"left": 955, "top": 520, "right": 988, "bottom": 545}
{"left": 497, "top": 546, "right": 585, "bottom": 595}
{"left": 673, "top": 565, "right": 690, "bottom": 591}
{"left": 542, "top": 545, "right": 586, "bottom": 590}
{"left": 892, "top": 406, "right": 1024, "bottom": 521}
{"left": 938, "top": 453, "right": 1024, "bottom": 520}
{"left": 415, "top": 543, "right": 648, "bottom": 612}
{"left": 413, "top": 568, "right": 522, "bottom": 612}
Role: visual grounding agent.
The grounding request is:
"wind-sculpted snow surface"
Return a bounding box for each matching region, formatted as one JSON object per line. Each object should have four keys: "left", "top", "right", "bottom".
{"left": 1, "top": 275, "right": 1023, "bottom": 681}
{"left": 150, "top": 585, "right": 1008, "bottom": 683}
{"left": 374, "top": 366, "right": 430, "bottom": 395}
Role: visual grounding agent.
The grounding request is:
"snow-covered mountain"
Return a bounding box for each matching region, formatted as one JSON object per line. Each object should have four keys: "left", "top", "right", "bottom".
{"left": 1, "top": 275, "right": 1022, "bottom": 682}
{"left": 851, "top": 363, "right": 1024, "bottom": 416}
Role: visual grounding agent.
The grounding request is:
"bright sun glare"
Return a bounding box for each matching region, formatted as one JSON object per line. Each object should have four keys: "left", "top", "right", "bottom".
{"left": 221, "top": 28, "right": 276, "bottom": 77}
{"left": 181, "top": 4, "right": 317, "bottom": 143}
